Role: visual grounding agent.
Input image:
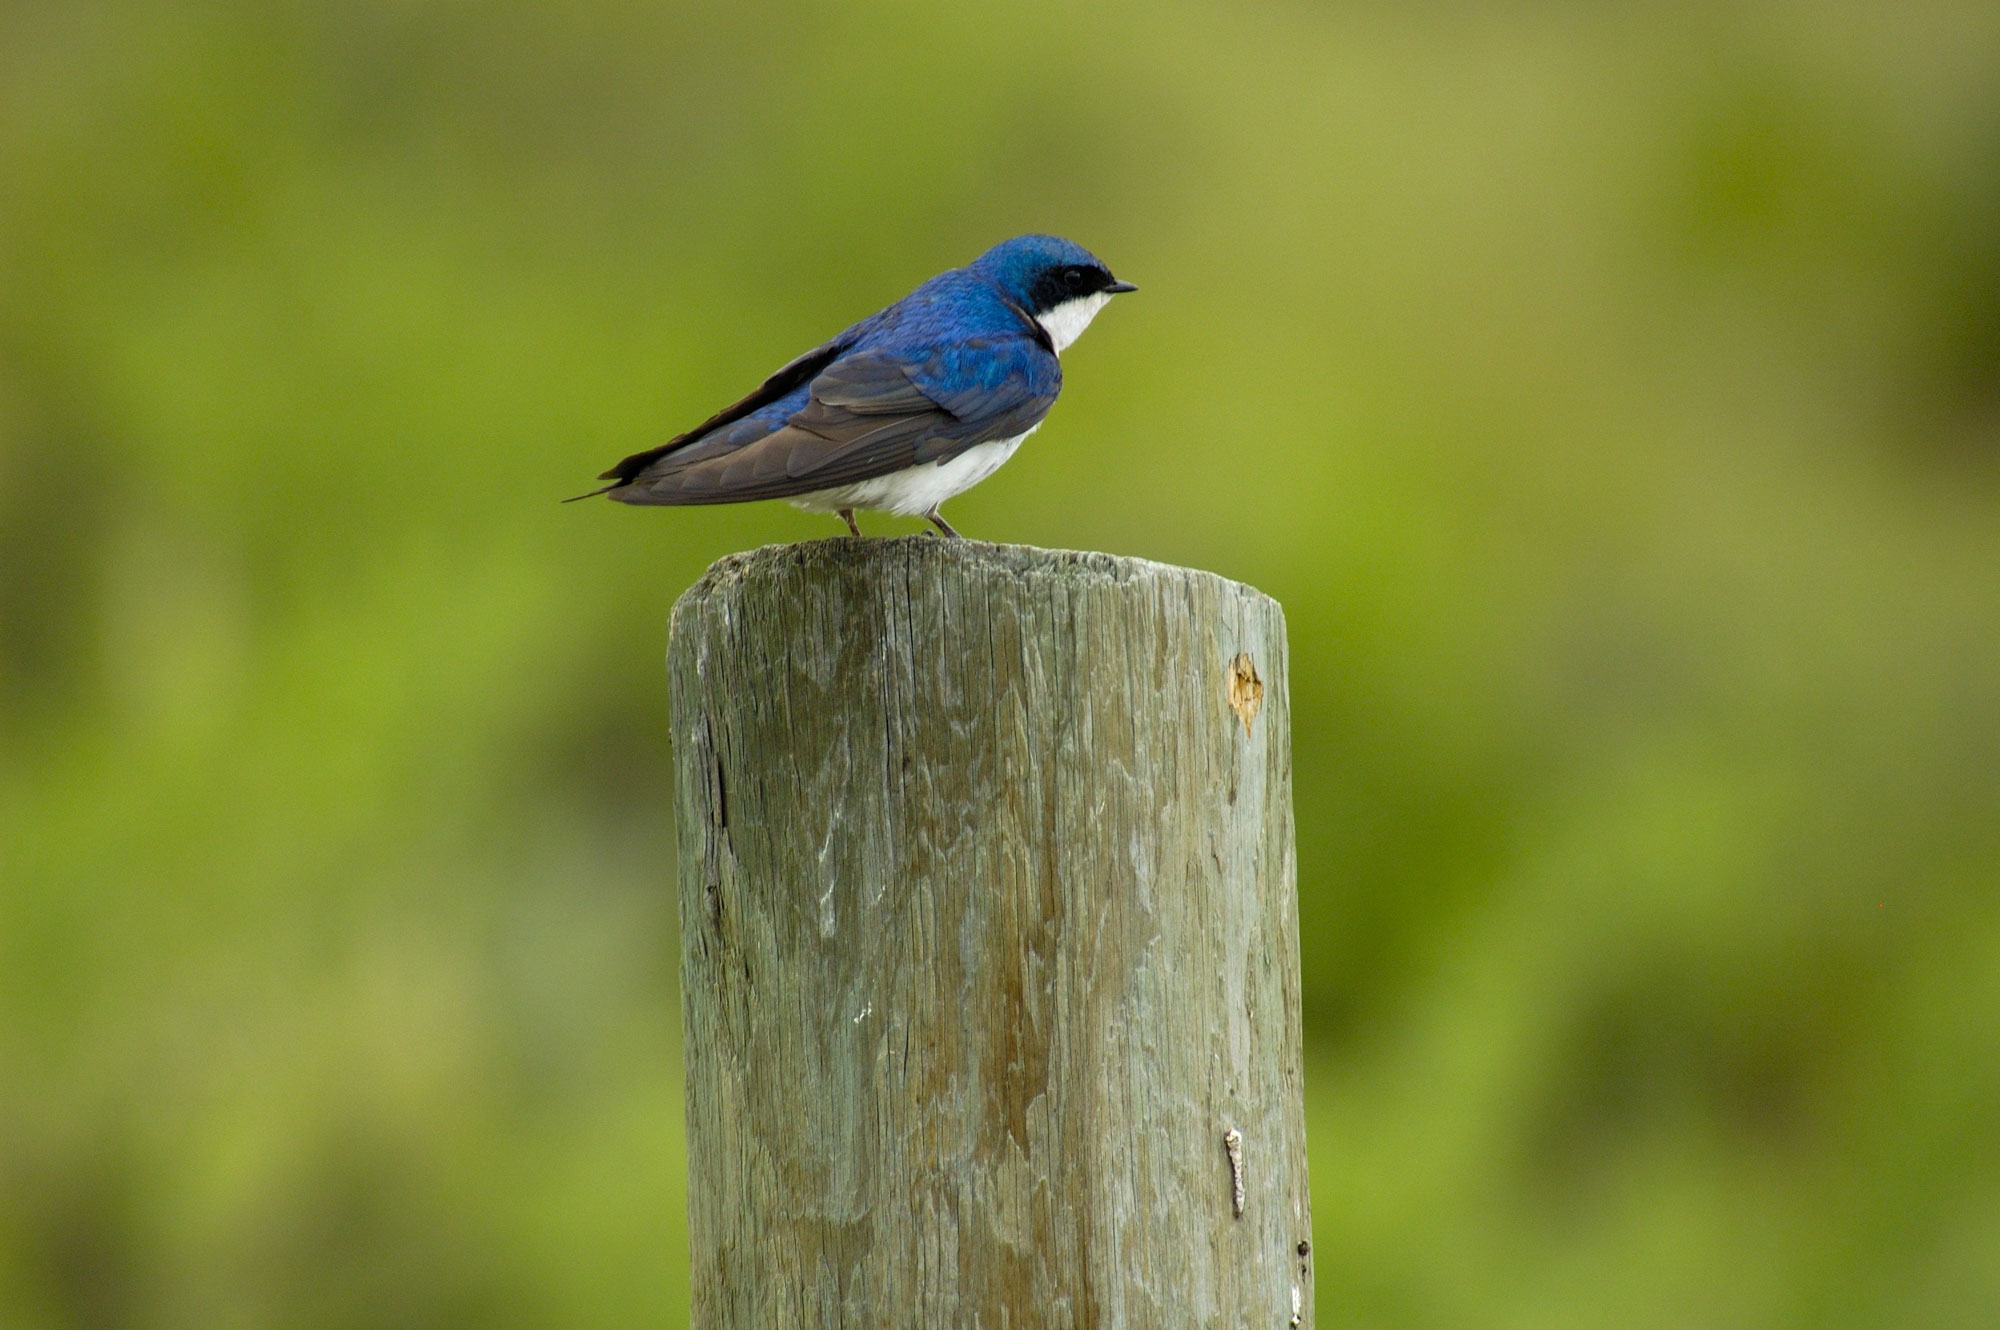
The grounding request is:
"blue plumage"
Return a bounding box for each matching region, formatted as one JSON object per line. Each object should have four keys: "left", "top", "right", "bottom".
{"left": 584, "top": 234, "right": 1134, "bottom": 538}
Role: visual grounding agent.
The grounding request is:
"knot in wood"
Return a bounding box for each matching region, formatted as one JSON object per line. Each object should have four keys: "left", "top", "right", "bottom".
{"left": 1227, "top": 651, "right": 1264, "bottom": 736}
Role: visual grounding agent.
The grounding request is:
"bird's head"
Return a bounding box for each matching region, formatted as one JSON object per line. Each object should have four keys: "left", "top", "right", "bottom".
{"left": 969, "top": 234, "right": 1136, "bottom": 354}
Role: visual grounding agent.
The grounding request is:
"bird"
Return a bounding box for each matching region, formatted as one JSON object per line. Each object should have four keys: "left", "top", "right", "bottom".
{"left": 574, "top": 234, "right": 1135, "bottom": 538}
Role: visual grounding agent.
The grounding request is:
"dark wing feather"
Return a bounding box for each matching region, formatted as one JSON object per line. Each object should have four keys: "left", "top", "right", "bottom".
{"left": 776, "top": 347, "right": 961, "bottom": 479}
{"left": 594, "top": 334, "right": 853, "bottom": 485}
{"left": 608, "top": 332, "right": 1059, "bottom": 507}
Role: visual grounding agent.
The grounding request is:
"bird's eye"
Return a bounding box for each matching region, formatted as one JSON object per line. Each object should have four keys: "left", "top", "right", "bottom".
{"left": 1064, "top": 266, "right": 1089, "bottom": 291}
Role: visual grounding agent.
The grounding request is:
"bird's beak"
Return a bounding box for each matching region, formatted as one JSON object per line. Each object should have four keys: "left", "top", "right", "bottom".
{"left": 1106, "top": 279, "right": 1138, "bottom": 294}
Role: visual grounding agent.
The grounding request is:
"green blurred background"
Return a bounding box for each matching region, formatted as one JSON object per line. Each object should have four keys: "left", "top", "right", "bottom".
{"left": 4, "top": 1, "right": 1998, "bottom": 1325}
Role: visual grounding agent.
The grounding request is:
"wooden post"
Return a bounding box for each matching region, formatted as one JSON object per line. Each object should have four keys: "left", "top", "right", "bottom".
{"left": 668, "top": 537, "right": 1312, "bottom": 1328}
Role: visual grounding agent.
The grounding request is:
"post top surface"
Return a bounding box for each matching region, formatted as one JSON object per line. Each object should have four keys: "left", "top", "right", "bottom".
{"left": 673, "top": 537, "right": 1280, "bottom": 622}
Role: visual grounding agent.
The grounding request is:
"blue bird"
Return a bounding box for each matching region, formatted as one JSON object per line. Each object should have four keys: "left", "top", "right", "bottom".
{"left": 577, "top": 234, "right": 1135, "bottom": 538}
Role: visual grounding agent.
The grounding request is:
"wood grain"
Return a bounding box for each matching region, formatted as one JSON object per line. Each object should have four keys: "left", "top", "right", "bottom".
{"left": 668, "top": 536, "right": 1311, "bottom": 1328}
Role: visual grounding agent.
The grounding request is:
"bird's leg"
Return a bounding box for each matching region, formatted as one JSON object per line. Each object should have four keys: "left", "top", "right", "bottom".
{"left": 923, "top": 506, "right": 963, "bottom": 539}
{"left": 837, "top": 509, "right": 862, "bottom": 538}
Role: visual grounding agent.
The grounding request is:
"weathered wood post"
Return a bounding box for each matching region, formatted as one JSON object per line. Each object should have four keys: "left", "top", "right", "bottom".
{"left": 668, "top": 537, "right": 1311, "bottom": 1328}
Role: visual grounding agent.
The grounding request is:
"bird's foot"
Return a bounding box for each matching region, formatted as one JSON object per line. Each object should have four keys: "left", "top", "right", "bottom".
{"left": 923, "top": 507, "right": 963, "bottom": 539}
{"left": 838, "top": 509, "right": 862, "bottom": 539}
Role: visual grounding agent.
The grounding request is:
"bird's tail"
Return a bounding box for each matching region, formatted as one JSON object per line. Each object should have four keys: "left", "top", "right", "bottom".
{"left": 561, "top": 483, "right": 619, "bottom": 504}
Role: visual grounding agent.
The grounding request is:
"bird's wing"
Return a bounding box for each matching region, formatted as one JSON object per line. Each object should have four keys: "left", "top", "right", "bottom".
{"left": 592, "top": 334, "right": 854, "bottom": 488}
{"left": 608, "top": 332, "right": 1059, "bottom": 506}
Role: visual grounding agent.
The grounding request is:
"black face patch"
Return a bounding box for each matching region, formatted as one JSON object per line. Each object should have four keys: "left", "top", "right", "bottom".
{"left": 1026, "top": 262, "right": 1113, "bottom": 314}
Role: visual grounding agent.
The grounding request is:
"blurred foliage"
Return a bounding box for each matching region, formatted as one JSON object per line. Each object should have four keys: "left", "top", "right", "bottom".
{"left": 3, "top": 0, "right": 1998, "bottom": 1326}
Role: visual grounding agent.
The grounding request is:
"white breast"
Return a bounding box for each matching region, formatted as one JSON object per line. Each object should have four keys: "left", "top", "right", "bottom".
{"left": 791, "top": 427, "right": 1039, "bottom": 517}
